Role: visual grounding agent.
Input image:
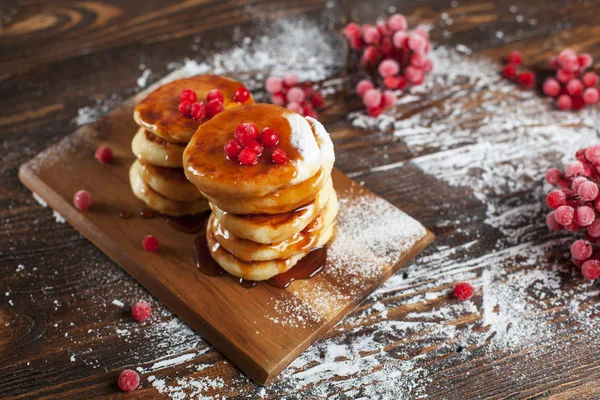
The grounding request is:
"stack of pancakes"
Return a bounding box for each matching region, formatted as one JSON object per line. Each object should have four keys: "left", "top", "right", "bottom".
{"left": 184, "top": 103, "right": 337, "bottom": 281}
{"left": 129, "top": 75, "right": 254, "bottom": 216}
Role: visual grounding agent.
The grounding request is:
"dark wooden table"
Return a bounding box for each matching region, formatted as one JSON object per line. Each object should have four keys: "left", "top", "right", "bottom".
{"left": 3, "top": 0, "right": 600, "bottom": 398}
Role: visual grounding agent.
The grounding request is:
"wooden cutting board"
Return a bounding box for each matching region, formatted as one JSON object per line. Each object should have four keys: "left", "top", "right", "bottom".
{"left": 18, "top": 72, "right": 434, "bottom": 385}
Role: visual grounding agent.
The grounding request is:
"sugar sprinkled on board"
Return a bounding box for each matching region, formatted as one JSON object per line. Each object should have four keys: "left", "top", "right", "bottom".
{"left": 111, "top": 299, "right": 124, "bottom": 307}
{"left": 136, "top": 69, "right": 152, "bottom": 88}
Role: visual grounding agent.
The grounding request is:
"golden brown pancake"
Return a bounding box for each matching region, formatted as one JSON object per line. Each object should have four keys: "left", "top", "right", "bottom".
{"left": 129, "top": 161, "right": 209, "bottom": 216}
{"left": 184, "top": 104, "right": 334, "bottom": 200}
{"left": 139, "top": 162, "right": 204, "bottom": 202}
{"left": 131, "top": 127, "right": 186, "bottom": 168}
{"left": 134, "top": 75, "right": 254, "bottom": 144}
{"left": 211, "top": 190, "right": 338, "bottom": 262}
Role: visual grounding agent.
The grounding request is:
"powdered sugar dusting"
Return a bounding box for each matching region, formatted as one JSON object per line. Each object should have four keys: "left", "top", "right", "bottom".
{"left": 286, "top": 113, "right": 321, "bottom": 184}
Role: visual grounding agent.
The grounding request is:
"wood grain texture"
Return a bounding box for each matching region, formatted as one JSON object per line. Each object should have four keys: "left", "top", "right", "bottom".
{"left": 3, "top": 0, "right": 600, "bottom": 398}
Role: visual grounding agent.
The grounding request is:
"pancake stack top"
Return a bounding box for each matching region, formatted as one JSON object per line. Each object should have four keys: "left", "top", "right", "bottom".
{"left": 129, "top": 75, "right": 254, "bottom": 216}
{"left": 184, "top": 103, "right": 337, "bottom": 281}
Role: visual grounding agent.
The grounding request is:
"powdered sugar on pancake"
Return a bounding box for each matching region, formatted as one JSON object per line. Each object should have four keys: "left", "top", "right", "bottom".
{"left": 306, "top": 117, "right": 335, "bottom": 172}
{"left": 286, "top": 113, "right": 321, "bottom": 185}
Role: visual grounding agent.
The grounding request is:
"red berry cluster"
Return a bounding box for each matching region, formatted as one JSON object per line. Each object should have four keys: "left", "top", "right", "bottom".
{"left": 265, "top": 73, "right": 325, "bottom": 118}
{"left": 343, "top": 14, "right": 433, "bottom": 116}
{"left": 545, "top": 145, "right": 600, "bottom": 280}
{"left": 179, "top": 88, "right": 231, "bottom": 120}
{"left": 543, "top": 49, "right": 598, "bottom": 110}
{"left": 225, "top": 123, "right": 289, "bottom": 166}
{"left": 502, "top": 51, "right": 536, "bottom": 88}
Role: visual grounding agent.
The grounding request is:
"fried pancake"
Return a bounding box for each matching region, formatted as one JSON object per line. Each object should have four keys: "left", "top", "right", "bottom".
{"left": 139, "top": 162, "right": 204, "bottom": 202}
{"left": 206, "top": 221, "right": 334, "bottom": 281}
{"left": 129, "top": 160, "right": 209, "bottom": 216}
{"left": 211, "top": 190, "right": 338, "bottom": 262}
{"left": 209, "top": 178, "right": 334, "bottom": 244}
{"left": 134, "top": 75, "right": 253, "bottom": 144}
{"left": 131, "top": 127, "right": 185, "bottom": 168}
{"left": 184, "top": 104, "right": 334, "bottom": 199}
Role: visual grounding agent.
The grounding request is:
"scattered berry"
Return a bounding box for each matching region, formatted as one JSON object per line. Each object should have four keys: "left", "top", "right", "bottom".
{"left": 190, "top": 102, "right": 206, "bottom": 120}
{"left": 206, "top": 99, "right": 224, "bottom": 118}
{"left": 118, "top": 370, "right": 140, "bottom": 392}
{"left": 225, "top": 139, "right": 244, "bottom": 159}
{"left": 517, "top": 71, "right": 536, "bottom": 88}
{"left": 132, "top": 300, "right": 152, "bottom": 322}
{"left": 503, "top": 64, "right": 518, "bottom": 79}
{"left": 259, "top": 128, "right": 279, "bottom": 147}
{"left": 206, "top": 89, "right": 224, "bottom": 103}
{"left": 272, "top": 148, "right": 289, "bottom": 164}
{"left": 233, "top": 87, "right": 250, "bottom": 103}
{"left": 507, "top": 50, "right": 523, "bottom": 65}
{"left": 73, "top": 190, "right": 92, "bottom": 210}
{"left": 142, "top": 235, "right": 159, "bottom": 252}
{"left": 95, "top": 145, "right": 113, "bottom": 164}
{"left": 180, "top": 89, "right": 197, "bottom": 103}
{"left": 453, "top": 282, "right": 474, "bottom": 301}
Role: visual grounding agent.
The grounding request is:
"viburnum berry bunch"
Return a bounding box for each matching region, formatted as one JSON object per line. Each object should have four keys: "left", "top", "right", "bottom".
{"left": 543, "top": 49, "right": 598, "bottom": 111}
{"left": 225, "top": 123, "right": 289, "bottom": 166}
{"left": 545, "top": 145, "right": 600, "bottom": 280}
{"left": 342, "top": 14, "right": 433, "bottom": 117}
{"left": 502, "top": 51, "right": 536, "bottom": 89}
{"left": 265, "top": 73, "right": 325, "bottom": 118}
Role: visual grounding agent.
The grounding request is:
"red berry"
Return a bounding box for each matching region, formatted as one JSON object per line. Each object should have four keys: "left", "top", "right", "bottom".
{"left": 206, "top": 99, "right": 224, "bottom": 118}
{"left": 363, "top": 89, "right": 382, "bottom": 108}
{"left": 453, "top": 282, "right": 474, "bottom": 301}
{"left": 234, "top": 123, "right": 259, "bottom": 145}
{"left": 142, "top": 235, "right": 159, "bottom": 252}
{"left": 272, "top": 148, "right": 289, "bottom": 164}
{"left": 238, "top": 147, "right": 259, "bottom": 165}
{"left": 557, "top": 94, "right": 572, "bottom": 110}
{"left": 405, "top": 66, "right": 425, "bottom": 84}
{"left": 259, "top": 128, "right": 279, "bottom": 147}
{"left": 368, "top": 106, "right": 384, "bottom": 117}
{"left": 234, "top": 87, "right": 250, "bottom": 103}
{"left": 344, "top": 22, "right": 361, "bottom": 39}
{"left": 507, "top": 50, "right": 523, "bottom": 65}
{"left": 118, "top": 369, "right": 140, "bottom": 392}
{"left": 190, "top": 102, "right": 206, "bottom": 120}
{"left": 566, "top": 79, "right": 584, "bottom": 96}
{"left": 575, "top": 206, "right": 596, "bottom": 227}
{"left": 566, "top": 160, "right": 585, "bottom": 177}
{"left": 132, "top": 300, "right": 152, "bottom": 322}
{"left": 179, "top": 101, "right": 192, "bottom": 116}
{"left": 542, "top": 78, "right": 561, "bottom": 97}
{"left": 578, "top": 53, "right": 593, "bottom": 70}
{"left": 549, "top": 56, "right": 559, "bottom": 70}
{"left": 95, "top": 145, "right": 113, "bottom": 164}
{"left": 585, "top": 144, "right": 600, "bottom": 164}
{"left": 578, "top": 181, "right": 599, "bottom": 201}
{"left": 564, "top": 222, "right": 581, "bottom": 232}
{"left": 206, "top": 89, "right": 224, "bottom": 103}
{"left": 517, "top": 71, "right": 536, "bottom": 88}
{"left": 571, "top": 240, "right": 593, "bottom": 260}
{"left": 350, "top": 36, "right": 365, "bottom": 50}
{"left": 283, "top": 73, "right": 298, "bottom": 88}
{"left": 583, "top": 88, "right": 599, "bottom": 105}
{"left": 556, "top": 68, "right": 573, "bottom": 83}
{"left": 271, "top": 92, "right": 286, "bottom": 106}
{"left": 588, "top": 219, "right": 600, "bottom": 237}
{"left": 546, "top": 190, "right": 567, "bottom": 209}
{"left": 265, "top": 77, "right": 283, "bottom": 94}
{"left": 393, "top": 31, "right": 408, "bottom": 49}
{"left": 571, "top": 176, "right": 588, "bottom": 192}
{"left": 545, "top": 168, "right": 562, "bottom": 185}
{"left": 381, "top": 91, "right": 397, "bottom": 109}
{"left": 180, "top": 89, "right": 197, "bottom": 103}
{"left": 408, "top": 32, "right": 426, "bottom": 53}
{"left": 582, "top": 72, "right": 599, "bottom": 87}
{"left": 361, "top": 45, "right": 379, "bottom": 66}
{"left": 73, "top": 190, "right": 92, "bottom": 210}
{"left": 388, "top": 14, "right": 408, "bottom": 31}
{"left": 363, "top": 26, "right": 380, "bottom": 44}
{"left": 356, "top": 80, "right": 375, "bottom": 96}
{"left": 378, "top": 59, "right": 400, "bottom": 77}
{"left": 546, "top": 211, "right": 563, "bottom": 230}
{"left": 554, "top": 205, "right": 575, "bottom": 226}
{"left": 410, "top": 52, "right": 427, "bottom": 68}
{"left": 246, "top": 141, "right": 264, "bottom": 156}
{"left": 581, "top": 260, "right": 600, "bottom": 280}
{"left": 312, "top": 92, "right": 325, "bottom": 108}
{"left": 287, "top": 87, "right": 305, "bottom": 103}
{"left": 503, "top": 64, "right": 518, "bottom": 79}
{"left": 225, "top": 139, "right": 244, "bottom": 159}
{"left": 287, "top": 101, "right": 303, "bottom": 114}
{"left": 383, "top": 76, "right": 401, "bottom": 89}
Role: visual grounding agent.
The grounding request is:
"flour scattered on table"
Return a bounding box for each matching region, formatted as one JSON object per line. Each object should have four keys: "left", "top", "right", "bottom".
{"left": 52, "top": 210, "right": 65, "bottom": 224}
{"left": 137, "top": 69, "right": 152, "bottom": 88}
